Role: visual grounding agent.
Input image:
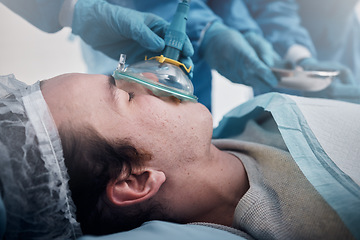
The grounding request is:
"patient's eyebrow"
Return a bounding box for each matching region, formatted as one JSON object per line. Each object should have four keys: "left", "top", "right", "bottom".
{"left": 107, "top": 76, "right": 118, "bottom": 104}
{"left": 108, "top": 75, "right": 116, "bottom": 86}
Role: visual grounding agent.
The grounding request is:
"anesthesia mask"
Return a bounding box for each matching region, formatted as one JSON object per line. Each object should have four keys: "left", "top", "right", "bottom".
{"left": 112, "top": 0, "right": 197, "bottom": 102}
{"left": 113, "top": 54, "right": 197, "bottom": 102}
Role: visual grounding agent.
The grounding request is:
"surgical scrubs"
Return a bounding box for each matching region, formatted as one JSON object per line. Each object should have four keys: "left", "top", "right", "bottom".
{"left": 213, "top": 0, "right": 360, "bottom": 81}
{"left": 2, "top": 0, "right": 359, "bottom": 109}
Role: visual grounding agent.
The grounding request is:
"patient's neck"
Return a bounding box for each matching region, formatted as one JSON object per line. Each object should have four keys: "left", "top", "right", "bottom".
{"left": 189, "top": 145, "right": 249, "bottom": 226}
{"left": 160, "top": 144, "right": 249, "bottom": 227}
{"left": 215, "top": 147, "right": 249, "bottom": 225}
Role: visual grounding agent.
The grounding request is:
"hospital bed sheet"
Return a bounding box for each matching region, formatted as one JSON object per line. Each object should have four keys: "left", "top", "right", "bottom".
{"left": 77, "top": 221, "right": 247, "bottom": 240}
{"left": 213, "top": 92, "right": 360, "bottom": 239}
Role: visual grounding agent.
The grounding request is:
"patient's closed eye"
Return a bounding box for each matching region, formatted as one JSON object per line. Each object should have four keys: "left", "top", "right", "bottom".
{"left": 109, "top": 76, "right": 116, "bottom": 86}
{"left": 128, "top": 92, "right": 135, "bottom": 101}
{"left": 109, "top": 76, "right": 135, "bottom": 102}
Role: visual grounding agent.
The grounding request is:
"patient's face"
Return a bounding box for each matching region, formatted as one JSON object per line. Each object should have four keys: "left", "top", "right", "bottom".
{"left": 41, "top": 73, "right": 213, "bottom": 166}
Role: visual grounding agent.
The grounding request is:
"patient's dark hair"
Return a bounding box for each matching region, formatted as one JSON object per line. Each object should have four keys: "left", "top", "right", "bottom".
{"left": 59, "top": 123, "right": 166, "bottom": 235}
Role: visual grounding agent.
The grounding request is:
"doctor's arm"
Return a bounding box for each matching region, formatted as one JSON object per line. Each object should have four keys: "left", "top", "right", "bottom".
{"left": 0, "top": 0, "right": 193, "bottom": 67}
{"left": 244, "top": 0, "right": 315, "bottom": 61}
{"left": 0, "top": 0, "right": 64, "bottom": 33}
{"left": 199, "top": 20, "right": 278, "bottom": 93}
{"left": 208, "top": 0, "right": 281, "bottom": 68}
{"left": 245, "top": 0, "right": 355, "bottom": 84}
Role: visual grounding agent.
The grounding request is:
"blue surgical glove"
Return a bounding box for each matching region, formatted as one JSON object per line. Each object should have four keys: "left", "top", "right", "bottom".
{"left": 72, "top": 0, "right": 194, "bottom": 70}
{"left": 298, "top": 58, "right": 355, "bottom": 85}
{"left": 243, "top": 31, "right": 281, "bottom": 68}
{"left": 199, "top": 21, "right": 278, "bottom": 94}
{"left": 303, "top": 78, "right": 360, "bottom": 104}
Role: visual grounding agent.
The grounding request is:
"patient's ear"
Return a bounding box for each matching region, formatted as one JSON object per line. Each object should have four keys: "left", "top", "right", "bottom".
{"left": 106, "top": 168, "right": 166, "bottom": 207}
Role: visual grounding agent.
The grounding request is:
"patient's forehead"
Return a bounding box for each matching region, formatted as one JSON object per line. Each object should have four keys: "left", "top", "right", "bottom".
{"left": 42, "top": 73, "right": 108, "bottom": 89}
{"left": 41, "top": 73, "right": 112, "bottom": 126}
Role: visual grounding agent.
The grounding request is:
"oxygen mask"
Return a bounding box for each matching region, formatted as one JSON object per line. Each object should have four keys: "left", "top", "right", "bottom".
{"left": 113, "top": 0, "right": 197, "bottom": 102}
{"left": 113, "top": 54, "right": 197, "bottom": 102}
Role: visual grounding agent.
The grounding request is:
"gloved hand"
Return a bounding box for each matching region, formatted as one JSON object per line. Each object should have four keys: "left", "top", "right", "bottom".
{"left": 72, "top": 0, "right": 194, "bottom": 71}
{"left": 303, "top": 78, "right": 360, "bottom": 104}
{"left": 298, "top": 58, "right": 355, "bottom": 85}
{"left": 243, "top": 31, "right": 281, "bottom": 68}
{"left": 199, "top": 21, "right": 278, "bottom": 94}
